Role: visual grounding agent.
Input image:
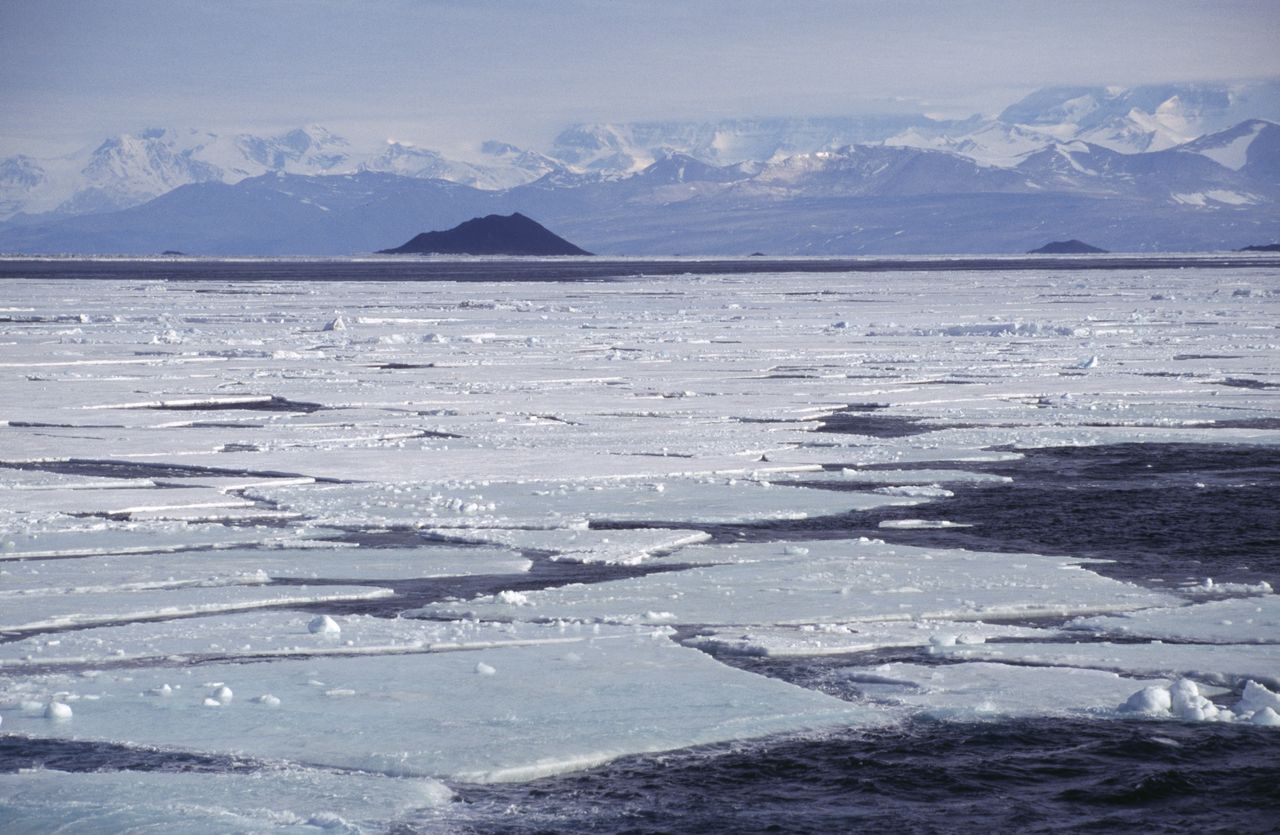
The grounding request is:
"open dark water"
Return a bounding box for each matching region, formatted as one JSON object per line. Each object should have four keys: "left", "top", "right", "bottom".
{"left": 3, "top": 441, "right": 1277, "bottom": 831}
{"left": 822, "top": 441, "right": 1280, "bottom": 588}
{"left": 440, "top": 720, "right": 1280, "bottom": 834}
{"left": 424, "top": 440, "right": 1280, "bottom": 834}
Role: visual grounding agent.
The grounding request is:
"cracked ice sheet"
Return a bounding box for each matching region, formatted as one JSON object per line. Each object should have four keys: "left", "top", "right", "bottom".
{"left": 0, "top": 767, "right": 453, "bottom": 834}
{"left": 844, "top": 661, "right": 1202, "bottom": 721}
{"left": 0, "top": 584, "right": 393, "bottom": 635}
{"left": 932, "top": 641, "right": 1280, "bottom": 690}
{"left": 243, "top": 477, "right": 908, "bottom": 530}
{"left": 0, "top": 545, "right": 529, "bottom": 595}
{"left": 414, "top": 539, "right": 1178, "bottom": 626}
{"left": 423, "top": 527, "right": 711, "bottom": 565}
{"left": 0, "top": 518, "right": 316, "bottom": 561}
{"left": 685, "top": 621, "right": 1058, "bottom": 657}
{"left": 0, "top": 484, "right": 256, "bottom": 516}
{"left": 834, "top": 468, "right": 1013, "bottom": 485}
{"left": 1068, "top": 596, "right": 1280, "bottom": 644}
{"left": 0, "top": 614, "right": 606, "bottom": 670}
{"left": 0, "top": 627, "right": 880, "bottom": 783}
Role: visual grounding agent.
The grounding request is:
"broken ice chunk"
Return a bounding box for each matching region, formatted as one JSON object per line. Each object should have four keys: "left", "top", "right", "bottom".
{"left": 308, "top": 615, "right": 342, "bottom": 636}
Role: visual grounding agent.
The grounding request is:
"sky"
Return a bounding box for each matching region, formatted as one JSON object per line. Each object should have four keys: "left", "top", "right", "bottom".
{"left": 2, "top": 0, "right": 1279, "bottom": 155}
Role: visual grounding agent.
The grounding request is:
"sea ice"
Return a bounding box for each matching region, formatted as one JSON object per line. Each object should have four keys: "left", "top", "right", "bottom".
{"left": 0, "top": 613, "right": 592, "bottom": 670}
{"left": 415, "top": 539, "right": 1177, "bottom": 626}
{"left": 0, "top": 767, "right": 453, "bottom": 834}
{"left": 0, "top": 584, "right": 393, "bottom": 635}
{"left": 929, "top": 640, "right": 1280, "bottom": 689}
{"left": 0, "top": 625, "right": 877, "bottom": 782}
{"left": 845, "top": 661, "right": 1189, "bottom": 720}
{"left": 1120, "top": 678, "right": 1280, "bottom": 726}
{"left": 1069, "top": 596, "right": 1280, "bottom": 644}
{"left": 0, "top": 263, "right": 1277, "bottom": 817}
{"left": 419, "top": 527, "right": 710, "bottom": 565}
{"left": 686, "top": 620, "right": 1057, "bottom": 657}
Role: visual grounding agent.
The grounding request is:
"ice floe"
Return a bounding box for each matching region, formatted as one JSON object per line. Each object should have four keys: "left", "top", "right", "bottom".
{"left": 415, "top": 539, "right": 1178, "bottom": 626}
{"left": 0, "top": 624, "right": 875, "bottom": 782}
{"left": 930, "top": 640, "right": 1280, "bottom": 689}
{"left": 845, "top": 661, "right": 1197, "bottom": 720}
{"left": 1069, "top": 595, "right": 1280, "bottom": 644}
{"left": 686, "top": 620, "right": 1056, "bottom": 657}
{"left": 0, "top": 584, "right": 393, "bottom": 635}
{"left": 0, "top": 767, "right": 453, "bottom": 833}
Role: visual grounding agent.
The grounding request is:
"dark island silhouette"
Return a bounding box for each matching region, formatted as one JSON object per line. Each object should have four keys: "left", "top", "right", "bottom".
{"left": 1027, "top": 239, "right": 1108, "bottom": 254}
{"left": 1239, "top": 243, "right": 1280, "bottom": 252}
{"left": 380, "top": 213, "right": 592, "bottom": 256}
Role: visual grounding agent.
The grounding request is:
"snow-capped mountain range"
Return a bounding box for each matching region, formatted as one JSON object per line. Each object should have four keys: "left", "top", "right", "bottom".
{"left": 5, "top": 79, "right": 1278, "bottom": 223}
{"left": 1, "top": 80, "right": 1278, "bottom": 254}
{"left": 0, "top": 125, "right": 567, "bottom": 220}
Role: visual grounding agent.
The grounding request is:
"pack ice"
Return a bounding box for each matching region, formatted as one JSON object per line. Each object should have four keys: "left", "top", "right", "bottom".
{"left": 1, "top": 262, "right": 1277, "bottom": 829}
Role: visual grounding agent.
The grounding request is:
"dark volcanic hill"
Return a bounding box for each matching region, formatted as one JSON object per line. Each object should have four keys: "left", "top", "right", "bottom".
{"left": 1240, "top": 243, "right": 1280, "bottom": 252}
{"left": 380, "top": 212, "right": 591, "bottom": 255}
{"left": 1028, "top": 239, "right": 1108, "bottom": 254}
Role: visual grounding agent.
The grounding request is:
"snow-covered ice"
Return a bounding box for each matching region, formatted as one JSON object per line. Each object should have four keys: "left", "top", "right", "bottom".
{"left": 845, "top": 661, "right": 1198, "bottom": 720}
{"left": 1069, "top": 596, "right": 1280, "bottom": 644}
{"left": 415, "top": 539, "right": 1178, "bottom": 626}
{"left": 0, "top": 767, "right": 453, "bottom": 834}
{"left": 0, "top": 624, "right": 874, "bottom": 782}
{"left": 1, "top": 263, "right": 1277, "bottom": 828}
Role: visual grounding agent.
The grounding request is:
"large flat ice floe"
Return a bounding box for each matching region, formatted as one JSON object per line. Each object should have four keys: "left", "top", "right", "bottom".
{"left": 0, "top": 624, "right": 875, "bottom": 783}
{"left": 1, "top": 264, "right": 1278, "bottom": 829}
{"left": 1068, "top": 596, "right": 1280, "bottom": 644}
{"left": 0, "top": 767, "right": 454, "bottom": 834}
{"left": 415, "top": 539, "right": 1179, "bottom": 626}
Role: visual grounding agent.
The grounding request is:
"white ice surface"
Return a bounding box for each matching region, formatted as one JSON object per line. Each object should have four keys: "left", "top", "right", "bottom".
{"left": 0, "top": 625, "right": 877, "bottom": 782}
{"left": 1068, "top": 595, "right": 1280, "bottom": 644}
{"left": 932, "top": 641, "right": 1280, "bottom": 689}
{"left": 0, "top": 544, "right": 529, "bottom": 594}
{"left": 0, "top": 266, "right": 1277, "bottom": 821}
{"left": 0, "top": 584, "right": 393, "bottom": 634}
{"left": 242, "top": 477, "right": 903, "bottom": 530}
{"left": 0, "top": 613, "right": 606, "bottom": 670}
{"left": 845, "top": 661, "right": 1195, "bottom": 720}
{"left": 421, "top": 527, "right": 711, "bottom": 564}
{"left": 686, "top": 620, "right": 1058, "bottom": 656}
{"left": 0, "top": 767, "right": 452, "bottom": 834}
{"left": 416, "top": 539, "right": 1177, "bottom": 626}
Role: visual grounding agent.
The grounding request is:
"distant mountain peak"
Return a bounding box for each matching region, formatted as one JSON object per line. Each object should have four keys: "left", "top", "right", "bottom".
{"left": 379, "top": 213, "right": 592, "bottom": 256}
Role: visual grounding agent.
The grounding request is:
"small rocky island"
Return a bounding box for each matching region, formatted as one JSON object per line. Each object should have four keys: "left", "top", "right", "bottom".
{"left": 1028, "top": 240, "right": 1108, "bottom": 254}
{"left": 1239, "top": 243, "right": 1280, "bottom": 252}
{"left": 380, "top": 213, "right": 592, "bottom": 256}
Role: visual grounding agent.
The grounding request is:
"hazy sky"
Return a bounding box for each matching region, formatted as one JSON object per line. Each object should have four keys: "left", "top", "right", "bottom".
{"left": 2, "top": 0, "right": 1278, "bottom": 154}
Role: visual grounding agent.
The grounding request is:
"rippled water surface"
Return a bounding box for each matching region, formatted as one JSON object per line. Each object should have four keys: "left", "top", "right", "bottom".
{"left": 436, "top": 720, "right": 1280, "bottom": 834}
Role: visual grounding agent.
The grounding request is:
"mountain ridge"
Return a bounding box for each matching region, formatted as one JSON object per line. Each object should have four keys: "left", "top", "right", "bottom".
{"left": 5, "top": 79, "right": 1279, "bottom": 223}
{"left": 1, "top": 117, "right": 1277, "bottom": 257}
